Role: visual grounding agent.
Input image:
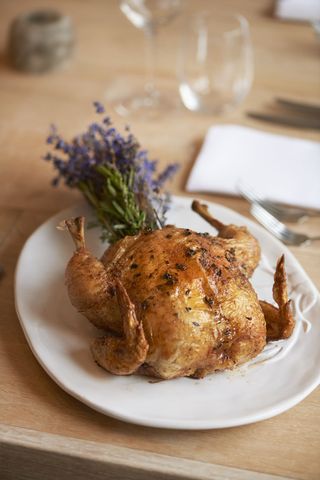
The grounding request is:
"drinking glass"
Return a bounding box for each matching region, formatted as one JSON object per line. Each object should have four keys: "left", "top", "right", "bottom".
{"left": 118, "top": 0, "right": 182, "bottom": 116}
{"left": 177, "top": 12, "right": 253, "bottom": 114}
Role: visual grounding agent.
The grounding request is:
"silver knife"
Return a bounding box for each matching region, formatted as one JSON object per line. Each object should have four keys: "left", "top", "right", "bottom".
{"left": 276, "top": 98, "right": 320, "bottom": 116}
{"left": 246, "top": 112, "right": 320, "bottom": 130}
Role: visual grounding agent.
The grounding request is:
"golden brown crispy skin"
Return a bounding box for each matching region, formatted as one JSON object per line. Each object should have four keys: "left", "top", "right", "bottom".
{"left": 63, "top": 207, "right": 295, "bottom": 379}
{"left": 101, "top": 226, "right": 266, "bottom": 379}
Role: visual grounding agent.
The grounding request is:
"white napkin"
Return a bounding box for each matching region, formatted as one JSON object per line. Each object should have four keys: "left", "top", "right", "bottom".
{"left": 275, "top": 0, "right": 320, "bottom": 21}
{"left": 186, "top": 125, "right": 320, "bottom": 210}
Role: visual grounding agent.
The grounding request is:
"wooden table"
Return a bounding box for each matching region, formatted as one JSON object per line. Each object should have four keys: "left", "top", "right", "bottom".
{"left": 1, "top": 1, "right": 320, "bottom": 479}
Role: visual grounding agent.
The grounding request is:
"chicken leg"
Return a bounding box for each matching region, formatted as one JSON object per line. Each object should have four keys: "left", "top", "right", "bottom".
{"left": 192, "top": 200, "right": 261, "bottom": 277}
{"left": 91, "top": 281, "right": 149, "bottom": 375}
{"left": 62, "top": 217, "right": 121, "bottom": 332}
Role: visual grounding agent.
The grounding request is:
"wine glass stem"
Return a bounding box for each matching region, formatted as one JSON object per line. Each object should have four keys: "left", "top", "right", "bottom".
{"left": 144, "top": 25, "right": 158, "bottom": 97}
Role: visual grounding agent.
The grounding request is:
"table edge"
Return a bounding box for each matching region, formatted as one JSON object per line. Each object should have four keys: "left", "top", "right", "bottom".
{"left": 0, "top": 424, "right": 294, "bottom": 480}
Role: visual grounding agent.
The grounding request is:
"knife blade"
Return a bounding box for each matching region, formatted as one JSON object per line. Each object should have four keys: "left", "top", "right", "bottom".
{"left": 246, "top": 112, "right": 320, "bottom": 130}
{"left": 276, "top": 98, "right": 320, "bottom": 116}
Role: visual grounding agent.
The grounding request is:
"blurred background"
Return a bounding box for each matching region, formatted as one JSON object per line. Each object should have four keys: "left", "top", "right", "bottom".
{"left": 0, "top": 0, "right": 319, "bottom": 211}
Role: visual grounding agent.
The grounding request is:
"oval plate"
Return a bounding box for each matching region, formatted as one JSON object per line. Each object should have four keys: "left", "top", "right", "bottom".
{"left": 15, "top": 196, "right": 320, "bottom": 429}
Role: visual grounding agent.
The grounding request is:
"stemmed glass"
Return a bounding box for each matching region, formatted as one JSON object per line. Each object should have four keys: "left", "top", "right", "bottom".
{"left": 117, "top": 0, "right": 182, "bottom": 116}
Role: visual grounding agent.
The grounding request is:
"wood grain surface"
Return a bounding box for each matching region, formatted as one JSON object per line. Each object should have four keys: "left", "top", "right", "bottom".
{"left": 0, "top": 1, "right": 320, "bottom": 479}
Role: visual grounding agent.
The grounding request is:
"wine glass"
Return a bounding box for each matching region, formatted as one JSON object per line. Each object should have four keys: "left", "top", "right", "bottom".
{"left": 177, "top": 12, "right": 253, "bottom": 114}
{"left": 117, "top": 0, "right": 182, "bottom": 116}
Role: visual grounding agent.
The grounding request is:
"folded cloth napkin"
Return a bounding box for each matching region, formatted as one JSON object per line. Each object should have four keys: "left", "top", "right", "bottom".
{"left": 186, "top": 125, "right": 320, "bottom": 210}
{"left": 275, "top": 0, "right": 320, "bottom": 21}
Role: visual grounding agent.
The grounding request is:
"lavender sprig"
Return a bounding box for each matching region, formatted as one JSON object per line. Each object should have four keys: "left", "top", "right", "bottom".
{"left": 44, "top": 102, "right": 179, "bottom": 242}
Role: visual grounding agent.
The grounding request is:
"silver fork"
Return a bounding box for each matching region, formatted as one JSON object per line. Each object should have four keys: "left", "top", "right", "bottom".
{"left": 250, "top": 203, "right": 320, "bottom": 246}
{"left": 238, "top": 183, "right": 320, "bottom": 223}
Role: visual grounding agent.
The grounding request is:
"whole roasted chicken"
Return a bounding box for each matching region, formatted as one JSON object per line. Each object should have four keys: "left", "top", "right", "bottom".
{"left": 63, "top": 201, "right": 295, "bottom": 379}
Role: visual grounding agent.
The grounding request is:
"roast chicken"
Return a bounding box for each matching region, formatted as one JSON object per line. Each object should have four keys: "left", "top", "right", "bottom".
{"left": 63, "top": 201, "right": 295, "bottom": 379}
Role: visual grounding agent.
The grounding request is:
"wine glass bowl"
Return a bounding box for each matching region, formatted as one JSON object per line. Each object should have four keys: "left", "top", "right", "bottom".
{"left": 177, "top": 12, "right": 253, "bottom": 114}
{"left": 120, "top": 0, "right": 181, "bottom": 30}
{"left": 117, "top": 0, "right": 183, "bottom": 117}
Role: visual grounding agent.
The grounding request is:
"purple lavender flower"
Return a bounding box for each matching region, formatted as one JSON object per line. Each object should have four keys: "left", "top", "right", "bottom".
{"left": 154, "top": 163, "right": 180, "bottom": 189}
{"left": 44, "top": 102, "right": 179, "bottom": 241}
{"left": 93, "top": 101, "right": 105, "bottom": 114}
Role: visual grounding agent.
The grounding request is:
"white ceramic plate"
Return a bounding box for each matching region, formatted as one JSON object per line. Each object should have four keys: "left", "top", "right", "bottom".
{"left": 15, "top": 196, "right": 320, "bottom": 429}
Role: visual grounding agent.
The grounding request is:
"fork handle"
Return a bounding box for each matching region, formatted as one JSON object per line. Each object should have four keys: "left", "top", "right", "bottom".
{"left": 311, "top": 236, "right": 320, "bottom": 241}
